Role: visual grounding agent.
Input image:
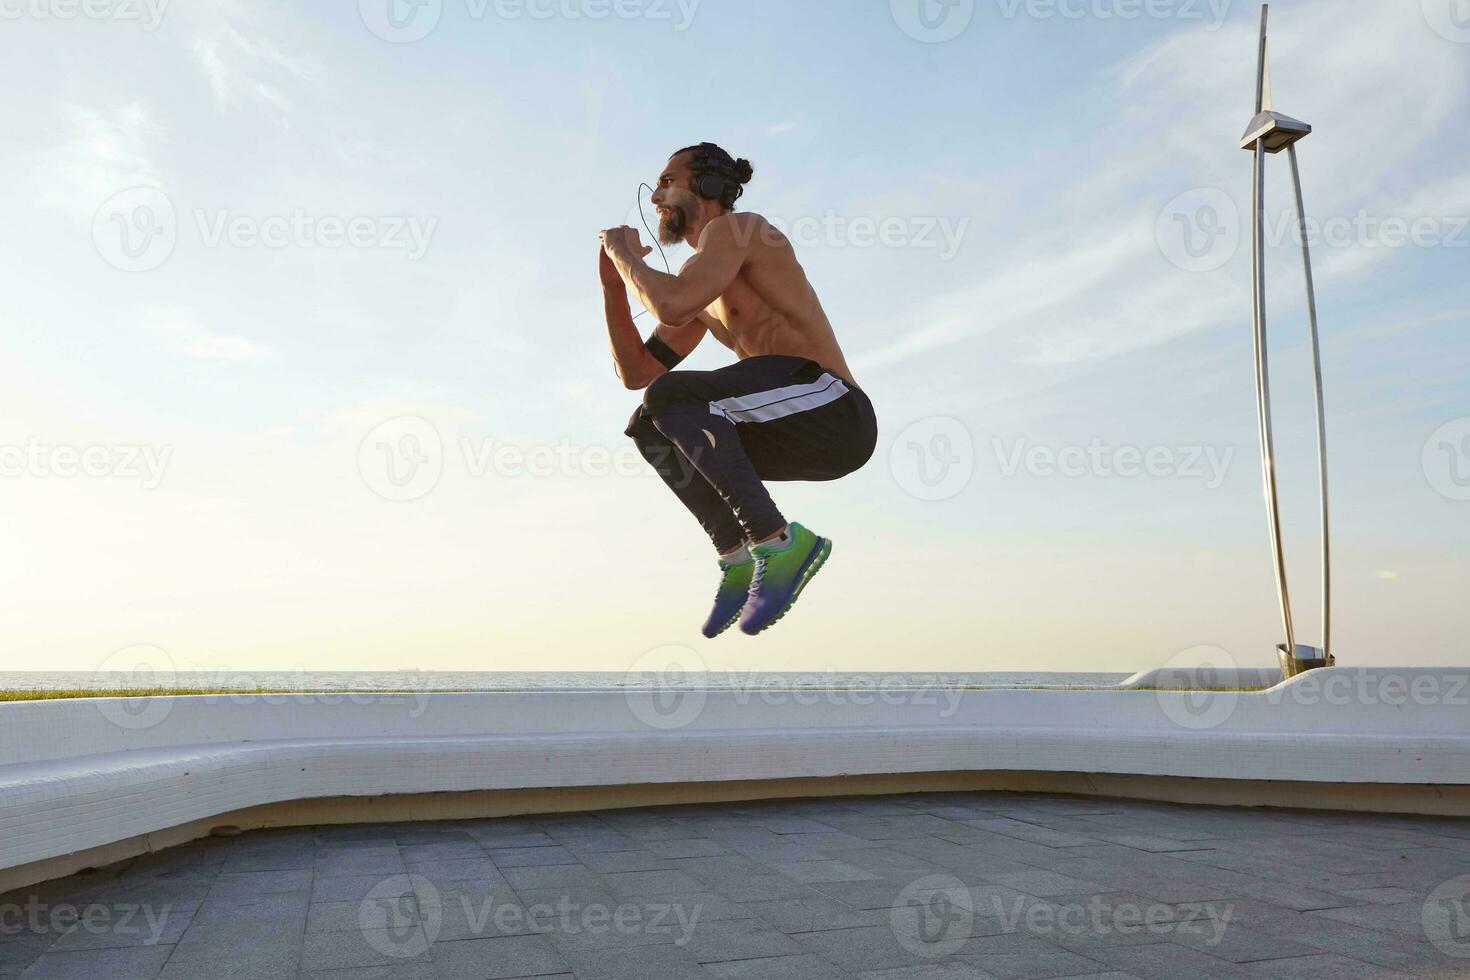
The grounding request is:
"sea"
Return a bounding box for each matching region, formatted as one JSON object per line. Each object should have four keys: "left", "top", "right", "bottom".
{"left": 0, "top": 671, "right": 1130, "bottom": 693}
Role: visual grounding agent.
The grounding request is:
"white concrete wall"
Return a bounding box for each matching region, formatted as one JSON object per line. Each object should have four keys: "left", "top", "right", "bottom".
{"left": 1, "top": 667, "right": 1467, "bottom": 877}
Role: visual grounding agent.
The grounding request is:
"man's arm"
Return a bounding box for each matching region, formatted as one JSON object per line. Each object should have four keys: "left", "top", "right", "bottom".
{"left": 602, "top": 217, "right": 746, "bottom": 328}
{"left": 600, "top": 247, "right": 707, "bottom": 390}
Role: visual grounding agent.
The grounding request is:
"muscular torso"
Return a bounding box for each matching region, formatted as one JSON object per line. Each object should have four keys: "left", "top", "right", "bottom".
{"left": 693, "top": 213, "right": 857, "bottom": 387}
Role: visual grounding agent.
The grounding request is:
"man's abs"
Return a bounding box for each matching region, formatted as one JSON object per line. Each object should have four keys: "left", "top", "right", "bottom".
{"left": 707, "top": 270, "right": 855, "bottom": 386}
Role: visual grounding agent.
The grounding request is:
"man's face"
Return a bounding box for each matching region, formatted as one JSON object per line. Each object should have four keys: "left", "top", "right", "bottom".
{"left": 649, "top": 154, "right": 700, "bottom": 246}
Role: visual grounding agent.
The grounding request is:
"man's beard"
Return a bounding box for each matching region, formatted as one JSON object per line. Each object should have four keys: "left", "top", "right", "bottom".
{"left": 658, "top": 205, "right": 689, "bottom": 245}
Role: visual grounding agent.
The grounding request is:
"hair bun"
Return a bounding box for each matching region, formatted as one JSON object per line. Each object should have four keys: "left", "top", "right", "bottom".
{"left": 733, "top": 158, "right": 754, "bottom": 184}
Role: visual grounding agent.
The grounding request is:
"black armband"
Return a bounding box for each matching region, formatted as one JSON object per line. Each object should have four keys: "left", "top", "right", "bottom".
{"left": 645, "top": 333, "right": 687, "bottom": 371}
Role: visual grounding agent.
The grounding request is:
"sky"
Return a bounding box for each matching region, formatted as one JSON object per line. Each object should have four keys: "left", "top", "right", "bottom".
{"left": 0, "top": 0, "right": 1466, "bottom": 678}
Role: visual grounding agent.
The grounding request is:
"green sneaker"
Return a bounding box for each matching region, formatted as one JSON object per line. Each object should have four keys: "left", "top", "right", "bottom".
{"left": 703, "top": 557, "right": 754, "bottom": 638}
{"left": 739, "top": 523, "right": 832, "bottom": 636}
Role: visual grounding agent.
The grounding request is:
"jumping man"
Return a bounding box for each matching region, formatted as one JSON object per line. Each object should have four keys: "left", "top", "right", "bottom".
{"left": 600, "top": 142, "right": 878, "bottom": 637}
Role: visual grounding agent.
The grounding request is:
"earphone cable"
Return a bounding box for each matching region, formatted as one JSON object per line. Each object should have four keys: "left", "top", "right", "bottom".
{"left": 629, "top": 182, "right": 671, "bottom": 322}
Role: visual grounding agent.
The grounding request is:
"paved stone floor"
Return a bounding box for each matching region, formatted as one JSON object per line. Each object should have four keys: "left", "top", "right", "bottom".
{"left": 3, "top": 793, "right": 1469, "bottom": 979}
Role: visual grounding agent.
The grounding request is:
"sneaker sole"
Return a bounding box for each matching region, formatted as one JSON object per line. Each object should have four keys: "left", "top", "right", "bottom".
{"left": 704, "top": 609, "right": 742, "bottom": 640}
{"left": 743, "top": 537, "right": 832, "bottom": 636}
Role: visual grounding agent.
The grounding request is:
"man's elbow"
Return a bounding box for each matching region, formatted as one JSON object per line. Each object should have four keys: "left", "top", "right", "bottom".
{"left": 647, "top": 303, "right": 695, "bottom": 328}
{"left": 645, "top": 289, "right": 701, "bottom": 328}
{"left": 618, "top": 364, "right": 662, "bottom": 391}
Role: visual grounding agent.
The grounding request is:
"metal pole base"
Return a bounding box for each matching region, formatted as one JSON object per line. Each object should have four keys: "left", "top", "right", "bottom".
{"left": 1278, "top": 644, "right": 1334, "bottom": 680}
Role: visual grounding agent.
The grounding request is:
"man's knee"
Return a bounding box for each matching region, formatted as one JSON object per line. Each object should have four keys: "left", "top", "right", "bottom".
{"left": 624, "top": 404, "right": 657, "bottom": 443}
{"left": 642, "top": 370, "right": 701, "bottom": 417}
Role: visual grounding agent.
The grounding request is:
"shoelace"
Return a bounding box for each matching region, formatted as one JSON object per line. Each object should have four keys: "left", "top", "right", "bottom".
{"left": 717, "top": 563, "right": 750, "bottom": 602}
{"left": 749, "top": 555, "right": 770, "bottom": 592}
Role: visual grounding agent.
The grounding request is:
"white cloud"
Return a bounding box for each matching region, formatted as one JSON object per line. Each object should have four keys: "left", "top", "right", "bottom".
{"left": 144, "top": 309, "right": 273, "bottom": 363}
{"left": 863, "top": 0, "right": 1470, "bottom": 373}
{"left": 310, "top": 397, "right": 484, "bottom": 440}
{"left": 177, "top": 0, "right": 320, "bottom": 116}
{"left": 173, "top": 334, "right": 272, "bottom": 362}
{"left": 35, "top": 102, "right": 162, "bottom": 219}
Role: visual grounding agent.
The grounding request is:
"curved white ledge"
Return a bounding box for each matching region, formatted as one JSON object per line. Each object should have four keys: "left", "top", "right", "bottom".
{"left": 1116, "top": 666, "right": 1284, "bottom": 690}
{"left": 1, "top": 667, "right": 1467, "bottom": 885}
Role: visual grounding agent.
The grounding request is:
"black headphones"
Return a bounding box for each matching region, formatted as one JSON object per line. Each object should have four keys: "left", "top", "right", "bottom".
{"left": 689, "top": 143, "right": 740, "bottom": 201}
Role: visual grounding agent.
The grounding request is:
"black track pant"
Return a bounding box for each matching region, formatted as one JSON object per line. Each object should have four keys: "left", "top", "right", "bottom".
{"left": 625, "top": 355, "right": 878, "bottom": 554}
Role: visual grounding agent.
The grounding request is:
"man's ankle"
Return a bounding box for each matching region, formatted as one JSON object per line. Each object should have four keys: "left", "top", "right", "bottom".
{"left": 719, "top": 543, "right": 752, "bottom": 565}
{"left": 753, "top": 526, "right": 793, "bottom": 550}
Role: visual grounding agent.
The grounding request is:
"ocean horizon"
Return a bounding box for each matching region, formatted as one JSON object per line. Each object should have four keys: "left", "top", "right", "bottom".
{"left": 0, "top": 670, "right": 1132, "bottom": 692}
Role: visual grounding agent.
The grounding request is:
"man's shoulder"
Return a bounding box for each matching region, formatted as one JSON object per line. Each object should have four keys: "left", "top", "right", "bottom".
{"left": 703, "top": 212, "right": 782, "bottom": 250}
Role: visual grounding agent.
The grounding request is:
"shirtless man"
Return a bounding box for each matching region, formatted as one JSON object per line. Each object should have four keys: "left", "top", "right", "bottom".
{"left": 600, "top": 142, "right": 878, "bottom": 637}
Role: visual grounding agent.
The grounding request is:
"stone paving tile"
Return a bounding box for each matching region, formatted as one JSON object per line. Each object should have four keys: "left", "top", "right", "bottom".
{"left": 489, "top": 847, "right": 580, "bottom": 869}
{"left": 559, "top": 943, "right": 711, "bottom": 979}
{"left": 44, "top": 904, "right": 195, "bottom": 951}
{"left": 1160, "top": 924, "right": 1315, "bottom": 965}
{"left": 389, "top": 826, "right": 478, "bottom": 846}
{"left": 511, "top": 885, "right": 622, "bottom": 917}
{"left": 855, "top": 965, "right": 999, "bottom": 980}
{"left": 1022, "top": 893, "right": 1212, "bottom": 952}
{"left": 69, "top": 879, "right": 211, "bottom": 913}
{"left": 772, "top": 860, "right": 884, "bottom": 884}
{"left": 599, "top": 869, "right": 706, "bottom": 897}
{"left": 502, "top": 866, "right": 607, "bottom": 893}
{"left": 300, "top": 927, "right": 435, "bottom": 971}
{"left": 315, "top": 848, "right": 406, "bottom": 877}
{"left": 429, "top": 934, "right": 567, "bottom": 978}
{"left": 1089, "top": 835, "right": 1218, "bottom": 854}
{"left": 1334, "top": 886, "right": 1422, "bottom": 904}
{"left": 467, "top": 831, "right": 559, "bottom": 849}
{"left": 792, "top": 924, "right": 938, "bottom": 973}
{"left": 983, "top": 872, "right": 1106, "bottom": 898}
{"left": 1085, "top": 941, "right": 1260, "bottom": 979}
{"left": 158, "top": 944, "right": 302, "bottom": 979}
{"left": 15, "top": 945, "right": 175, "bottom": 979}
{"left": 646, "top": 839, "right": 729, "bottom": 859}
{"left": 962, "top": 818, "right": 1100, "bottom": 849}
{"left": 300, "top": 965, "right": 440, "bottom": 980}
{"left": 315, "top": 832, "right": 399, "bottom": 850}
{"left": 0, "top": 937, "right": 52, "bottom": 973}
{"left": 220, "top": 850, "right": 316, "bottom": 874}
{"left": 559, "top": 835, "right": 642, "bottom": 857}
{"left": 312, "top": 874, "right": 414, "bottom": 904}
{"left": 3, "top": 795, "right": 1470, "bottom": 979}
{"left": 1204, "top": 900, "right": 1453, "bottom": 974}
{"left": 670, "top": 855, "right": 771, "bottom": 880}
{"left": 190, "top": 890, "right": 311, "bottom": 926}
{"left": 677, "top": 916, "right": 808, "bottom": 963}
{"left": 948, "top": 932, "right": 1106, "bottom": 979}
{"left": 1226, "top": 879, "right": 1361, "bottom": 913}
{"left": 404, "top": 859, "right": 505, "bottom": 885}
{"left": 706, "top": 873, "right": 815, "bottom": 903}
{"left": 1104, "top": 875, "right": 1239, "bottom": 906}
{"left": 578, "top": 850, "right": 676, "bottom": 874}
{"left": 432, "top": 887, "right": 538, "bottom": 943}
{"left": 399, "top": 843, "right": 487, "bottom": 865}
{"left": 743, "top": 893, "right": 889, "bottom": 934}
{"left": 1304, "top": 900, "right": 1428, "bottom": 937}
{"left": 206, "top": 870, "right": 314, "bottom": 901}
{"left": 1243, "top": 953, "right": 1419, "bottom": 979}
{"left": 818, "top": 847, "right": 948, "bottom": 878}
{"left": 651, "top": 891, "right": 759, "bottom": 924}
{"left": 782, "top": 831, "right": 888, "bottom": 851}
{"left": 169, "top": 914, "right": 303, "bottom": 954}
{"left": 763, "top": 818, "right": 847, "bottom": 834}
{"left": 704, "top": 952, "right": 855, "bottom": 978}
{"left": 807, "top": 878, "right": 932, "bottom": 912}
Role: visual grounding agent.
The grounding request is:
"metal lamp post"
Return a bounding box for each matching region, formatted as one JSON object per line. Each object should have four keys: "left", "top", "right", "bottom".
{"left": 1240, "top": 4, "right": 1333, "bottom": 680}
